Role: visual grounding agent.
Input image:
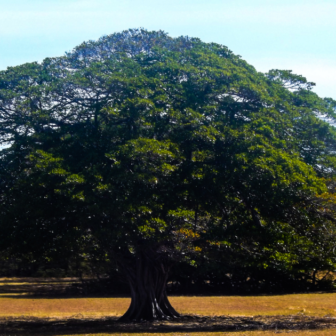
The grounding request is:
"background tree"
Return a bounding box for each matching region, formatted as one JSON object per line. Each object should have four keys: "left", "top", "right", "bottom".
{"left": 1, "top": 29, "right": 336, "bottom": 321}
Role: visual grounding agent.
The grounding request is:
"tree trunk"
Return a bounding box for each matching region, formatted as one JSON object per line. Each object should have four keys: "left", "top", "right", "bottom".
{"left": 119, "top": 253, "right": 180, "bottom": 322}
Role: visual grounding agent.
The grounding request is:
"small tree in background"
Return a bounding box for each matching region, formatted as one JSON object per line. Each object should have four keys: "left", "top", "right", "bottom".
{"left": 1, "top": 29, "right": 336, "bottom": 321}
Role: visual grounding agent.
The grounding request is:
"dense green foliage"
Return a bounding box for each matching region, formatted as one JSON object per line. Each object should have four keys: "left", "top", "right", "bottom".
{"left": 1, "top": 29, "right": 336, "bottom": 297}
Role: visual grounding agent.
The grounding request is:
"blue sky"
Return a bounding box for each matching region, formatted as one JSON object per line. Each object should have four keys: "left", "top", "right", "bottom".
{"left": 0, "top": 0, "right": 335, "bottom": 99}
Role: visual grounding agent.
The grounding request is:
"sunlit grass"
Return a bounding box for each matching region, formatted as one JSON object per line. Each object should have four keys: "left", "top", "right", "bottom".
{"left": 0, "top": 297, "right": 128, "bottom": 318}
{"left": 170, "top": 294, "right": 336, "bottom": 317}
{"left": 1, "top": 279, "right": 336, "bottom": 335}
{"left": 1, "top": 294, "right": 336, "bottom": 319}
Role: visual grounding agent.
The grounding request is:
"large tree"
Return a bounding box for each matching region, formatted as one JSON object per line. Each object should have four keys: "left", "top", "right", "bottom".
{"left": 1, "top": 29, "right": 336, "bottom": 320}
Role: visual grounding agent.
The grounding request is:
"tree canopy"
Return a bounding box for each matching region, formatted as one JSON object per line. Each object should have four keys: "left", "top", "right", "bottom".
{"left": 1, "top": 29, "right": 336, "bottom": 320}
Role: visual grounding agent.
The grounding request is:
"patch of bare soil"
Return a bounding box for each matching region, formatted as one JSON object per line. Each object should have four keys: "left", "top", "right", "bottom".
{"left": 1, "top": 314, "right": 336, "bottom": 335}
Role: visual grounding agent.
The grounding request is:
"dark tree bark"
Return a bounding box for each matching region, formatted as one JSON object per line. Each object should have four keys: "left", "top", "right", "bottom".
{"left": 118, "top": 252, "right": 180, "bottom": 322}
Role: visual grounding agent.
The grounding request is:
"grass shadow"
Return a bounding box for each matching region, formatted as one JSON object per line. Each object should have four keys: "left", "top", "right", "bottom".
{"left": 1, "top": 314, "right": 336, "bottom": 335}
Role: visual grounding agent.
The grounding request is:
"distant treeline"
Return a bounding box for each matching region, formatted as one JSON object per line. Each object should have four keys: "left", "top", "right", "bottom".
{"left": 1, "top": 253, "right": 334, "bottom": 295}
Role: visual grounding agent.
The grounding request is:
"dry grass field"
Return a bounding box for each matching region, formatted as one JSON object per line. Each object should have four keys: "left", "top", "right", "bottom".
{"left": 1, "top": 278, "right": 336, "bottom": 335}
{"left": 1, "top": 294, "right": 336, "bottom": 318}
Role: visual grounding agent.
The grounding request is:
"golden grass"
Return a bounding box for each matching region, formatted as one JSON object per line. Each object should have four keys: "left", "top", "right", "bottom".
{"left": 1, "top": 294, "right": 336, "bottom": 318}
{"left": 0, "top": 297, "right": 128, "bottom": 318}
{"left": 170, "top": 294, "right": 336, "bottom": 317}
{"left": 1, "top": 279, "right": 336, "bottom": 335}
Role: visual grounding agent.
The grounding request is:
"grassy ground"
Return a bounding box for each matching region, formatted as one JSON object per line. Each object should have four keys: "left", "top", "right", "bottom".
{"left": 0, "top": 294, "right": 336, "bottom": 318}
{"left": 1, "top": 278, "right": 336, "bottom": 335}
